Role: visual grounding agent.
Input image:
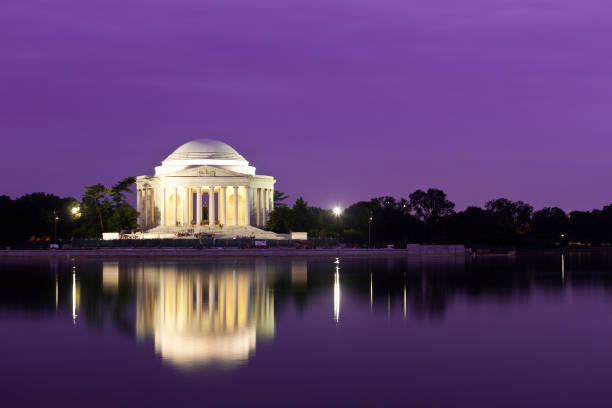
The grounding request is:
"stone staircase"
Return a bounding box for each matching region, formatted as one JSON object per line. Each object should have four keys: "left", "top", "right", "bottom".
{"left": 144, "top": 225, "right": 287, "bottom": 240}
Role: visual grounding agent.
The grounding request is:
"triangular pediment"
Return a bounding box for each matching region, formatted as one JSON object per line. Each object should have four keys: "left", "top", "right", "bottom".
{"left": 170, "top": 165, "right": 245, "bottom": 178}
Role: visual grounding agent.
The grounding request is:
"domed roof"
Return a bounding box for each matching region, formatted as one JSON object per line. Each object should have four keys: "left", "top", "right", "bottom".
{"left": 164, "top": 139, "right": 246, "bottom": 162}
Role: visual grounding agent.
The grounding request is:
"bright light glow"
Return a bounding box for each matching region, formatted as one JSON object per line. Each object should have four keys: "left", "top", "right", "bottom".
{"left": 333, "top": 206, "right": 342, "bottom": 216}
{"left": 71, "top": 207, "right": 78, "bottom": 214}
{"left": 72, "top": 272, "right": 77, "bottom": 323}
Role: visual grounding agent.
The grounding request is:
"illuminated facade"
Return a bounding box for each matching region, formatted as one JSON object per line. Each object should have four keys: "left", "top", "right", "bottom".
{"left": 136, "top": 139, "right": 275, "bottom": 232}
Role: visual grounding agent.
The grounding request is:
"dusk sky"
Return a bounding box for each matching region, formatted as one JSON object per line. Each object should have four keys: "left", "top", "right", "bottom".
{"left": 2, "top": 0, "right": 611, "bottom": 211}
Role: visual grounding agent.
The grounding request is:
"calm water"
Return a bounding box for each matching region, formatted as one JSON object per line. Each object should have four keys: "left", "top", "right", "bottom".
{"left": 2, "top": 254, "right": 612, "bottom": 407}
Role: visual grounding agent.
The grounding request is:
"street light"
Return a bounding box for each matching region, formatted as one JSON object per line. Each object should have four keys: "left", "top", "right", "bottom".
{"left": 53, "top": 211, "right": 59, "bottom": 244}
{"left": 333, "top": 207, "right": 342, "bottom": 239}
{"left": 71, "top": 205, "right": 81, "bottom": 218}
{"left": 368, "top": 214, "right": 373, "bottom": 248}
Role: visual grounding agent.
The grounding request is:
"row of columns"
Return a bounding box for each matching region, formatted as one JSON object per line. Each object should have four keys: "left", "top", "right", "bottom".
{"left": 138, "top": 185, "right": 274, "bottom": 229}
{"left": 255, "top": 188, "right": 274, "bottom": 227}
{"left": 170, "top": 185, "right": 248, "bottom": 228}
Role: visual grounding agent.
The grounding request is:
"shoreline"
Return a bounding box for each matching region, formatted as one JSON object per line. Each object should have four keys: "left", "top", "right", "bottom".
{"left": 0, "top": 248, "right": 493, "bottom": 259}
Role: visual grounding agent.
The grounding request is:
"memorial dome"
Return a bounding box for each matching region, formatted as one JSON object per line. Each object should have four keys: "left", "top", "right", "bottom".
{"left": 164, "top": 139, "right": 247, "bottom": 164}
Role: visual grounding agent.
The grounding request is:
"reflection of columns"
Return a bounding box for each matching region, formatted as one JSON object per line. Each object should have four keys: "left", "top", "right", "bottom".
{"left": 233, "top": 186, "right": 239, "bottom": 226}
{"left": 221, "top": 186, "right": 227, "bottom": 226}
{"left": 196, "top": 188, "right": 202, "bottom": 227}
{"left": 245, "top": 186, "right": 251, "bottom": 226}
{"left": 172, "top": 187, "right": 178, "bottom": 226}
{"left": 183, "top": 187, "right": 189, "bottom": 226}
{"left": 208, "top": 186, "right": 215, "bottom": 227}
{"left": 160, "top": 188, "right": 165, "bottom": 227}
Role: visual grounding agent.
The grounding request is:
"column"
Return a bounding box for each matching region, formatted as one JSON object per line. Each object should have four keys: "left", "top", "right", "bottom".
{"left": 270, "top": 188, "right": 274, "bottom": 212}
{"left": 208, "top": 186, "right": 215, "bottom": 227}
{"left": 188, "top": 187, "right": 192, "bottom": 223}
{"left": 221, "top": 186, "right": 227, "bottom": 226}
{"left": 245, "top": 186, "right": 251, "bottom": 226}
{"left": 172, "top": 187, "right": 178, "bottom": 227}
{"left": 233, "top": 186, "right": 239, "bottom": 226}
{"left": 143, "top": 189, "right": 148, "bottom": 226}
{"left": 137, "top": 189, "right": 142, "bottom": 227}
{"left": 257, "top": 188, "right": 262, "bottom": 226}
{"left": 262, "top": 189, "right": 267, "bottom": 227}
{"left": 196, "top": 188, "right": 202, "bottom": 227}
{"left": 160, "top": 187, "right": 165, "bottom": 227}
{"left": 183, "top": 187, "right": 189, "bottom": 227}
{"left": 150, "top": 188, "right": 155, "bottom": 226}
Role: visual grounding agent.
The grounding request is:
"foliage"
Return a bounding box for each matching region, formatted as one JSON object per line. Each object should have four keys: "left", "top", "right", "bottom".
{"left": 273, "top": 190, "right": 289, "bottom": 208}
{"left": 0, "top": 193, "right": 79, "bottom": 242}
{"left": 408, "top": 189, "right": 455, "bottom": 224}
{"left": 6, "top": 182, "right": 612, "bottom": 248}
{"left": 73, "top": 177, "right": 138, "bottom": 238}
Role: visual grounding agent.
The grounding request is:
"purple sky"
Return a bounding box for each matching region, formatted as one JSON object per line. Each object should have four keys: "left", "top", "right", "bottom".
{"left": 2, "top": 0, "right": 611, "bottom": 211}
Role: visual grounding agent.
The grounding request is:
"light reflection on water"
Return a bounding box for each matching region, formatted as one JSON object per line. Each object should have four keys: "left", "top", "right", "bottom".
{"left": 3, "top": 253, "right": 612, "bottom": 405}
{"left": 132, "top": 262, "right": 274, "bottom": 369}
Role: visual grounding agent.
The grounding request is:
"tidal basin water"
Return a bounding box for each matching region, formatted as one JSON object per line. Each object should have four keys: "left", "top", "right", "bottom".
{"left": 2, "top": 254, "right": 612, "bottom": 407}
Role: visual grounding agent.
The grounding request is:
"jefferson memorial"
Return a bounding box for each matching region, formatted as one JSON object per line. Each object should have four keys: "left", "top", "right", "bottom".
{"left": 136, "top": 139, "right": 276, "bottom": 236}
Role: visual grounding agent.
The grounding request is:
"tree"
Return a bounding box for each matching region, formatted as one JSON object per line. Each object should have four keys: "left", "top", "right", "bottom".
{"left": 268, "top": 206, "right": 292, "bottom": 233}
{"left": 409, "top": 189, "right": 455, "bottom": 224}
{"left": 82, "top": 184, "right": 109, "bottom": 235}
{"left": 533, "top": 207, "right": 568, "bottom": 246}
{"left": 443, "top": 206, "right": 512, "bottom": 244}
{"left": 0, "top": 193, "right": 78, "bottom": 242}
{"left": 273, "top": 190, "right": 289, "bottom": 209}
{"left": 76, "top": 177, "right": 138, "bottom": 238}
{"left": 109, "top": 177, "right": 136, "bottom": 206}
{"left": 485, "top": 198, "right": 533, "bottom": 233}
{"left": 290, "top": 197, "right": 311, "bottom": 232}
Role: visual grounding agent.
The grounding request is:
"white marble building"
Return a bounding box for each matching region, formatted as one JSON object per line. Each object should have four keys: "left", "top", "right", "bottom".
{"left": 136, "top": 139, "right": 275, "bottom": 233}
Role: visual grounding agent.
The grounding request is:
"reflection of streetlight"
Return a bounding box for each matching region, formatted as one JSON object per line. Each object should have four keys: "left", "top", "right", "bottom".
{"left": 334, "top": 265, "right": 340, "bottom": 322}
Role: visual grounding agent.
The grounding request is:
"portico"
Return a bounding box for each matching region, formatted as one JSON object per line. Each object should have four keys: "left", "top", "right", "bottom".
{"left": 136, "top": 139, "right": 275, "bottom": 232}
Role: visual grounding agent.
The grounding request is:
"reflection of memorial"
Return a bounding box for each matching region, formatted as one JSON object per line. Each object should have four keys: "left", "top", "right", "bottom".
{"left": 124, "top": 263, "right": 275, "bottom": 369}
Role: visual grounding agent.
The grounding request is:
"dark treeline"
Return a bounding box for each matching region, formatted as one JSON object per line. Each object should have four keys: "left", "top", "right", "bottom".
{"left": 269, "top": 189, "right": 612, "bottom": 248}
{"left": 3, "top": 184, "right": 612, "bottom": 248}
{"left": 0, "top": 177, "right": 137, "bottom": 243}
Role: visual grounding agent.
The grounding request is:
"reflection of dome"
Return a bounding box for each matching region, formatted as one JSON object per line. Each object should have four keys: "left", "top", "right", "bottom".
{"left": 154, "top": 327, "right": 257, "bottom": 369}
{"left": 163, "top": 139, "right": 248, "bottom": 165}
